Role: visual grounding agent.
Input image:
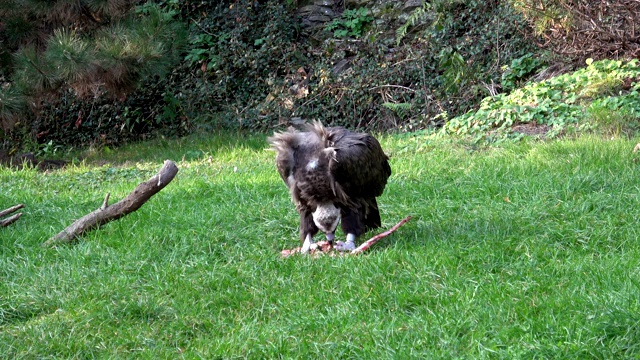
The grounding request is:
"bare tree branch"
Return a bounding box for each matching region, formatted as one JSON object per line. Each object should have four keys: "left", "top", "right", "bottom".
{"left": 351, "top": 216, "right": 413, "bottom": 254}
{"left": 43, "top": 160, "right": 179, "bottom": 247}
{"left": 0, "top": 204, "right": 25, "bottom": 218}
{"left": 0, "top": 204, "right": 25, "bottom": 227}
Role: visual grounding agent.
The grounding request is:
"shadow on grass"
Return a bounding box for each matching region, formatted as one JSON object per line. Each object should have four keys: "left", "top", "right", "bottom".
{"left": 0, "top": 301, "right": 60, "bottom": 326}
{"left": 79, "top": 131, "right": 271, "bottom": 167}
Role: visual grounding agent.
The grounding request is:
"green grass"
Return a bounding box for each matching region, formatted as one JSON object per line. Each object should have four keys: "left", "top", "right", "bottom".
{"left": 2, "top": 132, "right": 640, "bottom": 358}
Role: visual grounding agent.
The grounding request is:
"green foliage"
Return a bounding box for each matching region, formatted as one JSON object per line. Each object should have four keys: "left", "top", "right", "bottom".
{"left": 395, "top": 2, "right": 428, "bottom": 45}
{"left": 32, "top": 75, "right": 191, "bottom": 149}
{"left": 438, "top": 48, "right": 469, "bottom": 92}
{"left": 184, "top": 34, "right": 218, "bottom": 71}
{"left": 12, "top": 45, "right": 60, "bottom": 95}
{"left": 291, "top": 49, "right": 428, "bottom": 130}
{"left": 7, "top": 3, "right": 189, "bottom": 151}
{"left": 6, "top": 0, "right": 544, "bottom": 149}
{"left": 291, "top": 1, "right": 539, "bottom": 132}
{"left": 382, "top": 102, "right": 412, "bottom": 120}
{"left": 501, "top": 53, "right": 545, "bottom": 92}
{"left": 0, "top": 85, "right": 25, "bottom": 132}
{"left": 366, "top": 1, "right": 539, "bottom": 131}
{"left": 35, "top": 140, "right": 64, "bottom": 158}
{"left": 176, "top": 0, "right": 304, "bottom": 129}
{"left": 44, "top": 29, "right": 92, "bottom": 83}
{"left": 325, "top": 7, "right": 373, "bottom": 38}
{"left": 442, "top": 59, "right": 640, "bottom": 141}
{"left": 92, "top": 3, "right": 187, "bottom": 95}
{"left": 509, "top": 0, "right": 566, "bottom": 35}
{"left": 0, "top": 0, "right": 187, "bottom": 141}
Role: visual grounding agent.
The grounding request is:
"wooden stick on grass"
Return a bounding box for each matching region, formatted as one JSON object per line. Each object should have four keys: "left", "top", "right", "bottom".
{"left": 351, "top": 216, "right": 412, "bottom": 254}
{"left": 43, "top": 160, "right": 179, "bottom": 247}
{"left": 1, "top": 204, "right": 25, "bottom": 227}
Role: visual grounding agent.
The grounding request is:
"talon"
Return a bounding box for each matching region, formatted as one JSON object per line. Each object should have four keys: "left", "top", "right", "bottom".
{"left": 335, "top": 240, "right": 356, "bottom": 252}
{"left": 335, "top": 233, "right": 357, "bottom": 251}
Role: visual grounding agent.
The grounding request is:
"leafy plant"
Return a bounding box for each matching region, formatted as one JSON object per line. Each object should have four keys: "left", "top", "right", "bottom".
{"left": 325, "top": 7, "right": 373, "bottom": 38}
{"left": 382, "top": 102, "right": 413, "bottom": 120}
{"left": 395, "top": 2, "right": 429, "bottom": 45}
{"left": 438, "top": 48, "right": 470, "bottom": 92}
{"left": 501, "top": 53, "right": 545, "bottom": 92}
{"left": 184, "top": 33, "right": 219, "bottom": 71}
{"left": 36, "top": 140, "right": 63, "bottom": 158}
{"left": 179, "top": 0, "right": 302, "bottom": 129}
{"left": 442, "top": 59, "right": 640, "bottom": 141}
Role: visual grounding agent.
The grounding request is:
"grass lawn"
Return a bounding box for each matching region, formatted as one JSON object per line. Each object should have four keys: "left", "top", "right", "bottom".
{"left": 1, "top": 132, "right": 640, "bottom": 358}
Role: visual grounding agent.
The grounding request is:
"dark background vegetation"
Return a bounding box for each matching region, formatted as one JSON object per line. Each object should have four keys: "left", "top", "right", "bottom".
{"left": 0, "top": 0, "right": 638, "bottom": 155}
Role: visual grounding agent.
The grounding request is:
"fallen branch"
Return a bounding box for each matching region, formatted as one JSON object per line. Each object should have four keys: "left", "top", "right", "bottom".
{"left": 0, "top": 204, "right": 24, "bottom": 219}
{"left": 1, "top": 204, "right": 25, "bottom": 227}
{"left": 281, "top": 216, "right": 412, "bottom": 257}
{"left": 43, "top": 160, "right": 179, "bottom": 247}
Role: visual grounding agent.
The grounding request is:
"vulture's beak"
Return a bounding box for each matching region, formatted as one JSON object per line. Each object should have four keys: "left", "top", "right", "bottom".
{"left": 325, "top": 232, "right": 335, "bottom": 243}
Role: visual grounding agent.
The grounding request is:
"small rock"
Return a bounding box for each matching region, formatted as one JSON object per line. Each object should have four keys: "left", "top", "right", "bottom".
{"left": 332, "top": 57, "right": 355, "bottom": 76}
{"left": 314, "top": 0, "right": 335, "bottom": 5}
{"left": 297, "top": 5, "right": 323, "bottom": 16}
{"left": 308, "top": 15, "right": 332, "bottom": 23}
{"left": 403, "top": 0, "right": 424, "bottom": 12}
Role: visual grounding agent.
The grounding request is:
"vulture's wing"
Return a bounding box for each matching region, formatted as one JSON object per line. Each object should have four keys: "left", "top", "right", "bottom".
{"left": 269, "top": 130, "right": 323, "bottom": 190}
{"left": 268, "top": 130, "right": 297, "bottom": 187}
{"left": 328, "top": 129, "right": 391, "bottom": 198}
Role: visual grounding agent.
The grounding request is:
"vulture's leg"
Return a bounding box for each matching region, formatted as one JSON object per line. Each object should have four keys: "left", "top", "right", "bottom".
{"left": 335, "top": 233, "right": 356, "bottom": 251}
{"left": 301, "top": 233, "right": 318, "bottom": 254}
{"left": 336, "top": 206, "right": 365, "bottom": 251}
{"left": 300, "top": 211, "right": 319, "bottom": 254}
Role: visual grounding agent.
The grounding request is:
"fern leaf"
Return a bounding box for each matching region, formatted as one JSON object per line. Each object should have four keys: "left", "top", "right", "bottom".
{"left": 395, "top": 4, "right": 428, "bottom": 46}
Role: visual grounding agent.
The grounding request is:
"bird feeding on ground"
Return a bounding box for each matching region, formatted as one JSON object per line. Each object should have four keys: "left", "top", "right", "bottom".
{"left": 268, "top": 121, "right": 391, "bottom": 253}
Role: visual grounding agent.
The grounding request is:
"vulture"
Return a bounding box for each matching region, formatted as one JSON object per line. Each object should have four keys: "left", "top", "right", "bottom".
{"left": 268, "top": 121, "right": 391, "bottom": 253}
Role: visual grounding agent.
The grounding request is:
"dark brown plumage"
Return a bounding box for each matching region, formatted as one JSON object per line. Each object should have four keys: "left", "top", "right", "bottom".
{"left": 268, "top": 121, "right": 391, "bottom": 252}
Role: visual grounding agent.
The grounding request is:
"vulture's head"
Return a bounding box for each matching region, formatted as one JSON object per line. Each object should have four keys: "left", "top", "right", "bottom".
{"left": 312, "top": 202, "right": 340, "bottom": 242}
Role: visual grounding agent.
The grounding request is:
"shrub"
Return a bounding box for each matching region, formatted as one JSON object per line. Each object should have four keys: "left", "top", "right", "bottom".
{"left": 291, "top": 0, "right": 540, "bottom": 131}
{"left": 510, "top": 0, "right": 640, "bottom": 60}
{"left": 180, "top": 0, "right": 304, "bottom": 129}
{"left": 7, "top": 0, "right": 547, "bottom": 151}
{"left": 442, "top": 59, "right": 640, "bottom": 141}
{"left": 0, "top": 1, "right": 187, "bottom": 150}
{"left": 325, "top": 7, "right": 373, "bottom": 38}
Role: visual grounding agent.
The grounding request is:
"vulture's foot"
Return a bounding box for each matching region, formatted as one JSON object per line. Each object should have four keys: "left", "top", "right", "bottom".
{"left": 335, "top": 241, "right": 355, "bottom": 251}
{"left": 335, "top": 233, "right": 356, "bottom": 252}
